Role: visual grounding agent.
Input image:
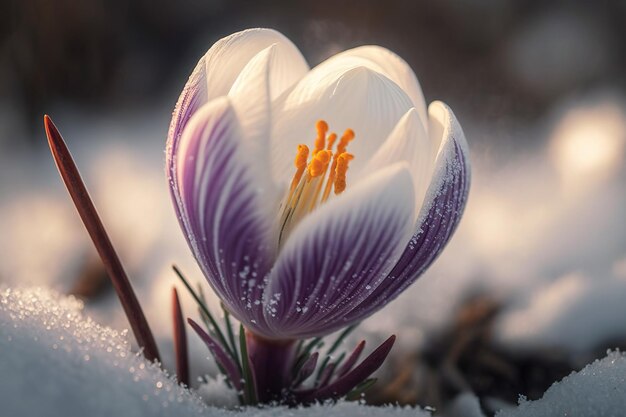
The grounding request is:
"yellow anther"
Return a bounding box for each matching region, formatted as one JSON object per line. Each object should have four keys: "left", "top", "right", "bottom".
{"left": 326, "top": 133, "right": 337, "bottom": 150}
{"left": 318, "top": 150, "right": 332, "bottom": 164}
{"left": 308, "top": 150, "right": 332, "bottom": 177}
{"left": 290, "top": 144, "right": 310, "bottom": 193}
{"left": 280, "top": 122, "right": 356, "bottom": 247}
{"left": 313, "top": 120, "right": 329, "bottom": 155}
{"left": 322, "top": 130, "right": 355, "bottom": 202}
{"left": 334, "top": 153, "right": 354, "bottom": 195}
{"left": 316, "top": 120, "right": 329, "bottom": 135}
{"left": 294, "top": 144, "right": 309, "bottom": 168}
{"left": 337, "top": 129, "right": 355, "bottom": 154}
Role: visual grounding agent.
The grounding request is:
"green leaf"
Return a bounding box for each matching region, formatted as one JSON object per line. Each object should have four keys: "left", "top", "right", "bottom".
{"left": 345, "top": 378, "right": 377, "bottom": 401}
{"left": 239, "top": 324, "right": 258, "bottom": 405}
{"left": 315, "top": 355, "right": 331, "bottom": 386}
{"left": 303, "top": 337, "right": 324, "bottom": 355}
{"left": 221, "top": 301, "right": 240, "bottom": 372}
{"left": 327, "top": 323, "right": 359, "bottom": 357}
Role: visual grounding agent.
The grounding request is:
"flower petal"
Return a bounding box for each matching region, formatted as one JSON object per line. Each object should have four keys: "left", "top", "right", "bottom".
{"left": 171, "top": 96, "right": 275, "bottom": 329}
{"left": 361, "top": 107, "right": 436, "bottom": 218}
{"left": 204, "top": 28, "right": 309, "bottom": 101}
{"left": 342, "top": 101, "right": 471, "bottom": 323}
{"left": 271, "top": 65, "right": 414, "bottom": 185}
{"left": 262, "top": 163, "right": 415, "bottom": 339}
{"left": 228, "top": 44, "right": 278, "bottom": 186}
{"left": 166, "top": 56, "right": 208, "bottom": 221}
{"left": 320, "top": 45, "right": 428, "bottom": 130}
{"left": 167, "top": 29, "right": 308, "bottom": 220}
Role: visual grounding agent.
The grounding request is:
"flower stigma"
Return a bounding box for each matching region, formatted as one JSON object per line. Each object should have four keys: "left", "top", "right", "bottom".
{"left": 278, "top": 120, "right": 355, "bottom": 247}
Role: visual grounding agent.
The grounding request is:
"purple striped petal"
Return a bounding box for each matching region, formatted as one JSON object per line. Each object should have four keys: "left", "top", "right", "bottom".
{"left": 167, "top": 56, "right": 207, "bottom": 224}
{"left": 342, "top": 101, "right": 470, "bottom": 323}
{"left": 263, "top": 164, "right": 415, "bottom": 339}
{"left": 171, "top": 97, "right": 275, "bottom": 330}
{"left": 167, "top": 28, "right": 309, "bottom": 228}
{"left": 167, "top": 56, "right": 207, "bottom": 165}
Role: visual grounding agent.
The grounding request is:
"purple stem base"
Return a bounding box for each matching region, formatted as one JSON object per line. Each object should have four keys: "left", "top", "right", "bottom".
{"left": 246, "top": 332, "right": 296, "bottom": 403}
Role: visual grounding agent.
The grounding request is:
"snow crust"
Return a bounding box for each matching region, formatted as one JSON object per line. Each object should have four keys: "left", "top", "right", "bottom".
{"left": 0, "top": 286, "right": 432, "bottom": 417}
{"left": 497, "top": 351, "right": 626, "bottom": 417}
{"left": 445, "top": 393, "right": 485, "bottom": 417}
{"left": 0, "top": 286, "right": 208, "bottom": 417}
{"left": 5, "top": 285, "right": 626, "bottom": 417}
{"left": 494, "top": 271, "right": 626, "bottom": 353}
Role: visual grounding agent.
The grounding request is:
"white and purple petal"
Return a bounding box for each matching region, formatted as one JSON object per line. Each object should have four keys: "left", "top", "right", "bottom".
{"left": 167, "top": 29, "right": 308, "bottom": 212}
{"left": 342, "top": 101, "right": 470, "bottom": 323}
{"left": 171, "top": 97, "right": 275, "bottom": 330}
{"left": 167, "top": 55, "right": 208, "bottom": 224}
{"left": 263, "top": 164, "right": 416, "bottom": 339}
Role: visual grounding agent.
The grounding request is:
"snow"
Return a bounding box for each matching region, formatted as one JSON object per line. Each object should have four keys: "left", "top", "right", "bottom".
{"left": 241, "top": 403, "right": 432, "bottom": 417}
{"left": 497, "top": 351, "right": 626, "bottom": 417}
{"left": 494, "top": 271, "right": 626, "bottom": 354}
{"left": 0, "top": 286, "right": 208, "bottom": 417}
{"left": 7, "top": 284, "right": 625, "bottom": 417}
{"left": 197, "top": 375, "right": 240, "bottom": 409}
{"left": 445, "top": 393, "right": 485, "bottom": 417}
{"left": 0, "top": 286, "right": 433, "bottom": 417}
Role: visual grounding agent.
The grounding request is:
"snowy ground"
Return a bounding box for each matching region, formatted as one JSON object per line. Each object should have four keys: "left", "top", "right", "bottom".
{"left": 497, "top": 351, "right": 626, "bottom": 417}
{"left": 0, "top": 91, "right": 625, "bottom": 415}
{"left": 0, "top": 287, "right": 432, "bottom": 417}
{"left": 2, "top": 286, "right": 626, "bottom": 417}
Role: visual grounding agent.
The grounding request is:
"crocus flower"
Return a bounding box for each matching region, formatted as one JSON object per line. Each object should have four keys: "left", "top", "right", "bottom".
{"left": 166, "top": 28, "right": 470, "bottom": 400}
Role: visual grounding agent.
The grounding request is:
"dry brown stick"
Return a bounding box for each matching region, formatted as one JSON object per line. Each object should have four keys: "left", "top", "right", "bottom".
{"left": 44, "top": 115, "right": 161, "bottom": 363}
{"left": 172, "top": 287, "right": 190, "bottom": 386}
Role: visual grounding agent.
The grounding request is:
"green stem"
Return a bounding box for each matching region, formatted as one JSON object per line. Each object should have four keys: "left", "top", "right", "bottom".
{"left": 239, "top": 325, "right": 258, "bottom": 404}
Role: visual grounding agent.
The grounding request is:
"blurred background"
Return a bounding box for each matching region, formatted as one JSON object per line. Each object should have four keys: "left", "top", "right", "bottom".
{"left": 1, "top": 0, "right": 625, "bottom": 415}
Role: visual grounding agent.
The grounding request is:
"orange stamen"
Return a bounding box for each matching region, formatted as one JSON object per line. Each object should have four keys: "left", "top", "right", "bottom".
{"left": 326, "top": 133, "right": 337, "bottom": 150}
{"left": 289, "top": 144, "right": 309, "bottom": 193}
{"left": 334, "top": 153, "right": 354, "bottom": 195}
{"left": 308, "top": 149, "right": 332, "bottom": 177}
{"left": 322, "top": 130, "right": 356, "bottom": 201}
{"left": 337, "top": 129, "right": 355, "bottom": 154}
{"left": 279, "top": 121, "right": 356, "bottom": 247}
{"left": 313, "top": 120, "right": 328, "bottom": 155}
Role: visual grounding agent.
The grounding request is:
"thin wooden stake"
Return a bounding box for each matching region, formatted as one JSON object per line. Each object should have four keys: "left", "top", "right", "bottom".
{"left": 44, "top": 115, "right": 160, "bottom": 363}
